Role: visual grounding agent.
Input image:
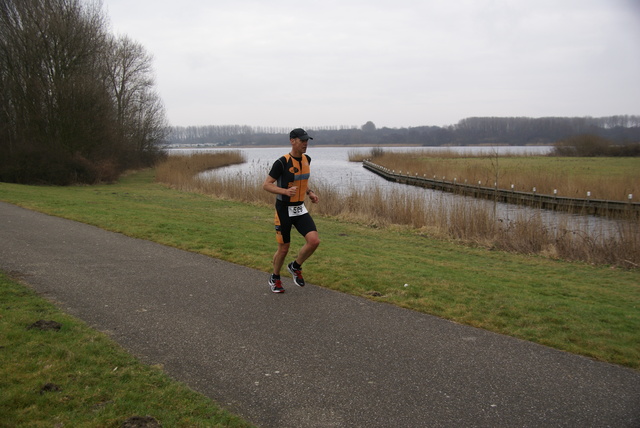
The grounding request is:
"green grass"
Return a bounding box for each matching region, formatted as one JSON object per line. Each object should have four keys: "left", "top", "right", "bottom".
{"left": 1, "top": 168, "right": 639, "bottom": 373}
{"left": 0, "top": 272, "right": 254, "bottom": 427}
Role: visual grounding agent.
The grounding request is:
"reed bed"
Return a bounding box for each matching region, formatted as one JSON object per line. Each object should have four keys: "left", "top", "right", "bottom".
{"left": 352, "top": 149, "right": 640, "bottom": 202}
{"left": 156, "top": 153, "right": 640, "bottom": 268}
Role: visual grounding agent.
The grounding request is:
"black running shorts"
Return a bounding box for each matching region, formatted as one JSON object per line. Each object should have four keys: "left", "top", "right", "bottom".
{"left": 274, "top": 202, "right": 317, "bottom": 244}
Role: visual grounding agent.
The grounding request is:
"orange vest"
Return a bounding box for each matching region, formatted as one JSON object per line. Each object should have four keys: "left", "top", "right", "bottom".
{"left": 276, "top": 154, "right": 310, "bottom": 204}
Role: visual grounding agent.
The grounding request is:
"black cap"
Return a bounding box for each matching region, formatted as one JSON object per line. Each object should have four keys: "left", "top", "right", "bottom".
{"left": 289, "top": 128, "right": 313, "bottom": 140}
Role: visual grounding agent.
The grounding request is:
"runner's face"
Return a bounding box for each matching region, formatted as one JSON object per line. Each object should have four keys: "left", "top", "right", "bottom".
{"left": 290, "top": 137, "right": 308, "bottom": 154}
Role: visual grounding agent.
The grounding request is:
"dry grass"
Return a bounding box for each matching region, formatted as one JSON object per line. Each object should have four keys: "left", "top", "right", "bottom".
{"left": 156, "top": 153, "right": 640, "bottom": 268}
{"left": 155, "top": 151, "right": 265, "bottom": 202}
{"left": 354, "top": 149, "right": 640, "bottom": 202}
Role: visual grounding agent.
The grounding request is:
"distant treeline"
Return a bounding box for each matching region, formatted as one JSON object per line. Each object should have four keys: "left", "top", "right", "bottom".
{"left": 168, "top": 116, "right": 640, "bottom": 147}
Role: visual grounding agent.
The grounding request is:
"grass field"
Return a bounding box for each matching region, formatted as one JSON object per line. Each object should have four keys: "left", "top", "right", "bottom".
{"left": 1, "top": 169, "right": 638, "bottom": 371}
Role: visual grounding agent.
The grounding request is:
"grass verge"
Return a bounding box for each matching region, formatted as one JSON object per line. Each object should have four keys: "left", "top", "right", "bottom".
{"left": 0, "top": 169, "right": 638, "bottom": 373}
{"left": 0, "top": 271, "right": 254, "bottom": 427}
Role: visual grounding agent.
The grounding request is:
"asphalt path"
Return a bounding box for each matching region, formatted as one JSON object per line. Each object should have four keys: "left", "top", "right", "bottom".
{"left": 1, "top": 201, "right": 639, "bottom": 427}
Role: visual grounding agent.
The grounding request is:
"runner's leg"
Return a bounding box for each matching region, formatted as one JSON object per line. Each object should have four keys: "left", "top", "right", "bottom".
{"left": 295, "top": 230, "right": 320, "bottom": 266}
{"left": 273, "top": 207, "right": 292, "bottom": 276}
{"left": 273, "top": 242, "right": 290, "bottom": 276}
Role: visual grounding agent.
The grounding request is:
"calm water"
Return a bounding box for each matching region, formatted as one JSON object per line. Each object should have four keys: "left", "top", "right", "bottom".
{"left": 177, "top": 145, "right": 552, "bottom": 191}
{"left": 172, "top": 146, "right": 626, "bottom": 235}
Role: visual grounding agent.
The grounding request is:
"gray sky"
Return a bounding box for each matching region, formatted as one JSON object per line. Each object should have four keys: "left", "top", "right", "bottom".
{"left": 103, "top": 0, "right": 640, "bottom": 129}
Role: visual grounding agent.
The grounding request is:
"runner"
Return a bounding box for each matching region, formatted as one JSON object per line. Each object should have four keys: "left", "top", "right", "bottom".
{"left": 262, "top": 128, "right": 320, "bottom": 293}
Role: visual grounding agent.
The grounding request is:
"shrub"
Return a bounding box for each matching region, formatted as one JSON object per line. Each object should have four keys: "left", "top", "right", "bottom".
{"left": 550, "top": 134, "right": 638, "bottom": 157}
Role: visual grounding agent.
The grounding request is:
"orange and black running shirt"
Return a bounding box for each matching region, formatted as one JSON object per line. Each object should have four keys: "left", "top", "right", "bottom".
{"left": 268, "top": 154, "right": 311, "bottom": 206}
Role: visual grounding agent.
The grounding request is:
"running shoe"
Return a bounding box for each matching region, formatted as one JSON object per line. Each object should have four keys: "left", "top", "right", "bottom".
{"left": 287, "top": 262, "right": 305, "bottom": 287}
{"left": 269, "top": 276, "right": 285, "bottom": 293}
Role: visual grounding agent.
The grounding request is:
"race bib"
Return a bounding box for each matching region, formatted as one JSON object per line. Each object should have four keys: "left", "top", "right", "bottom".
{"left": 288, "top": 203, "right": 308, "bottom": 217}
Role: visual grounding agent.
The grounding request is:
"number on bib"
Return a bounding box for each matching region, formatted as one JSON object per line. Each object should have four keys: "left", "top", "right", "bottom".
{"left": 288, "top": 203, "right": 308, "bottom": 217}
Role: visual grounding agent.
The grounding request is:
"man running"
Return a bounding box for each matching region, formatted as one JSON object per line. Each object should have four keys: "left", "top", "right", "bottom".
{"left": 262, "top": 128, "right": 320, "bottom": 293}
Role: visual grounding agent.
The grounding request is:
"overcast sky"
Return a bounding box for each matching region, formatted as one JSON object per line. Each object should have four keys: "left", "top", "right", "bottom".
{"left": 102, "top": 0, "right": 640, "bottom": 129}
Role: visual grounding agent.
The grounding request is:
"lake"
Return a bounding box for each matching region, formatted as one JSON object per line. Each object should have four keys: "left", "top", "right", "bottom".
{"left": 175, "top": 145, "right": 551, "bottom": 191}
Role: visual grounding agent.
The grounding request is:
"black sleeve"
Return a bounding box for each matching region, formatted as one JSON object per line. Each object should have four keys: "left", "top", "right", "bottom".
{"left": 268, "top": 156, "right": 285, "bottom": 179}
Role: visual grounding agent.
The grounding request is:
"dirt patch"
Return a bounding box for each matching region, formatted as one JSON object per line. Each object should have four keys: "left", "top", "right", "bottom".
{"left": 28, "top": 320, "right": 62, "bottom": 331}
{"left": 121, "top": 416, "right": 161, "bottom": 427}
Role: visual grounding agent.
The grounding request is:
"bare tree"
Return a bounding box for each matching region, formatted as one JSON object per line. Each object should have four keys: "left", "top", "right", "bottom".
{"left": 0, "top": 0, "right": 167, "bottom": 183}
{"left": 0, "top": 0, "right": 115, "bottom": 182}
{"left": 104, "top": 35, "right": 167, "bottom": 164}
